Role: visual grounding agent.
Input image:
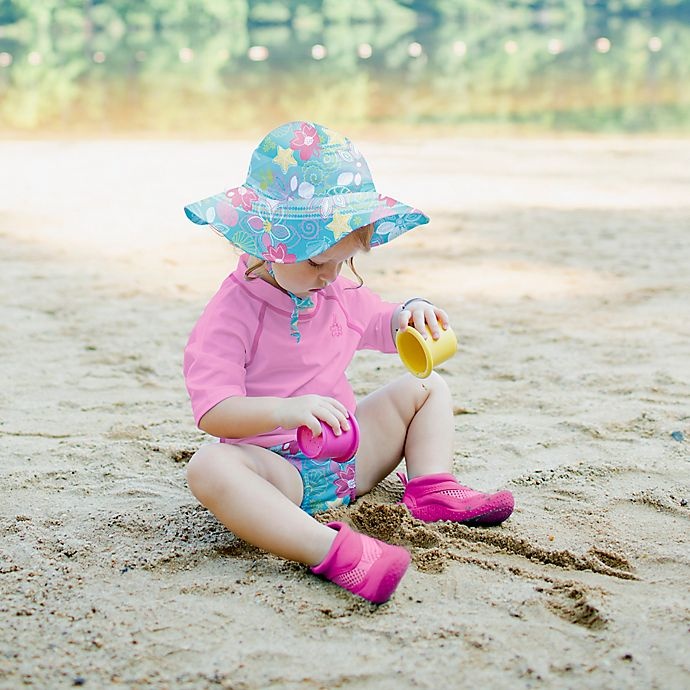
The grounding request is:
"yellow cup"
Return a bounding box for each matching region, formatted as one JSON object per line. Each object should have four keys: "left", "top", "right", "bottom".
{"left": 396, "top": 325, "right": 457, "bottom": 378}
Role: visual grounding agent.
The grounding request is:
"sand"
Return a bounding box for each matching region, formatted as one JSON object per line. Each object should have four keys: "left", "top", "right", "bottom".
{"left": 1, "top": 136, "right": 689, "bottom": 689}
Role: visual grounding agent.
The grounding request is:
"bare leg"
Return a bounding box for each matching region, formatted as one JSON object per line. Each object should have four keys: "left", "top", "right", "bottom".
{"left": 355, "top": 372, "right": 454, "bottom": 495}
{"left": 186, "top": 443, "right": 336, "bottom": 566}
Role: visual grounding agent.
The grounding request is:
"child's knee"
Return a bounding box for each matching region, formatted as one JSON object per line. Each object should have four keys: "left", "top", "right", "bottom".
{"left": 411, "top": 370, "right": 451, "bottom": 407}
{"left": 425, "top": 371, "right": 451, "bottom": 397}
{"left": 186, "top": 444, "right": 227, "bottom": 501}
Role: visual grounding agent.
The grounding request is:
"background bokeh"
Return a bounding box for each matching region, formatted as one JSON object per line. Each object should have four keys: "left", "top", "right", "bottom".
{"left": 1, "top": 0, "right": 689, "bottom": 138}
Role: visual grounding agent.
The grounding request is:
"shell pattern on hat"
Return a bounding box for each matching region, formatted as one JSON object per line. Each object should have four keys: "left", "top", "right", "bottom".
{"left": 184, "top": 121, "right": 429, "bottom": 263}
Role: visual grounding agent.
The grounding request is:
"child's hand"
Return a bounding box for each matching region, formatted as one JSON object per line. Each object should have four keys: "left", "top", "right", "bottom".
{"left": 398, "top": 299, "right": 450, "bottom": 340}
{"left": 277, "top": 395, "right": 351, "bottom": 437}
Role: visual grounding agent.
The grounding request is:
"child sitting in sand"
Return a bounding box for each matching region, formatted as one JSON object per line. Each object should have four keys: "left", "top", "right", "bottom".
{"left": 182, "top": 121, "right": 514, "bottom": 604}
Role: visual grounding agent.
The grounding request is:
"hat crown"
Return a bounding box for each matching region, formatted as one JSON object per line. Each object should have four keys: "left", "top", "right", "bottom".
{"left": 184, "top": 120, "right": 429, "bottom": 264}
{"left": 245, "top": 121, "right": 376, "bottom": 201}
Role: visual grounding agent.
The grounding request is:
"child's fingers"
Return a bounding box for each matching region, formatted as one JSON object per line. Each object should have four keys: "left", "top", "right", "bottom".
{"left": 318, "top": 399, "right": 352, "bottom": 435}
{"left": 413, "top": 307, "right": 442, "bottom": 339}
{"left": 401, "top": 305, "right": 422, "bottom": 334}
{"left": 435, "top": 307, "right": 450, "bottom": 329}
{"left": 400, "top": 303, "right": 451, "bottom": 340}
{"left": 324, "top": 397, "right": 350, "bottom": 429}
{"left": 412, "top": 305, "right": 450, "bottom": 339}
{"left": 326, "top": 397, "right": 349, "bottom": 417}
{"left": 424, "top": 312, "right": 445, "bottom": 340}
{"left": 318, "top": 409, "right": 345, "bottom": 436}
{"left": 306, "top": 414, "right": 323, "bottom": 436}
{"left": 412, "top": 311, "right": 428, "bottom": 337}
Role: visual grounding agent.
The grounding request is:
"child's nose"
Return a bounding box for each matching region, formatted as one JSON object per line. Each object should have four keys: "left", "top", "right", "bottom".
{"left": 321, "top": 264, "right": 339, "bottom": 282}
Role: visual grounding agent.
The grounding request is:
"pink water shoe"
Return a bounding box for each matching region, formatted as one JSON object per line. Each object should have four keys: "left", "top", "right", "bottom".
{"left": 400, "top": 473, "right": 514, "bottom": 526}
{"left": 310, "top": 522, "right": 410, "bottom": 604}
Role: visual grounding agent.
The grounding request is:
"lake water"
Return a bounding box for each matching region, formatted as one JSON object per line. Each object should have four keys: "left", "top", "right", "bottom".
{"left": 1, "top": 8, "right": 689, "bottom": 137}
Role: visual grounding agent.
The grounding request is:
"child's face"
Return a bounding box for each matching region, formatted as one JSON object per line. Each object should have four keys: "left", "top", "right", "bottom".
{"left": 272, "top": 234, "right": 361, "bottom": 298}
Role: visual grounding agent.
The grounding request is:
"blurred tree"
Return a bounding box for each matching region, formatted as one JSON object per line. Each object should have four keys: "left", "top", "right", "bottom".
{"left": 1, "top": 0, "right": 689, "bottom": 135}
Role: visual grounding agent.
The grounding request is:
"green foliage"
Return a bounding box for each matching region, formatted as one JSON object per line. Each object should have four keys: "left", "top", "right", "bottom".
{"left": 250, "top": 2, "right": 292, "bottom": 24}
{"left": 2, "top": 1, "right": 690, "bottom": 27}
{"left": 0, "top": 1, "right": 689, "bottom": 135}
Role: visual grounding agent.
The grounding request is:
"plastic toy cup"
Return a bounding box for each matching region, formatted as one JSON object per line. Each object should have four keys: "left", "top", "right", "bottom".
{"left": 396, "top": 325, "right": 457, "bottom": 378}
{"left": 296, "top": 414, "right": 360, "bottom": 463}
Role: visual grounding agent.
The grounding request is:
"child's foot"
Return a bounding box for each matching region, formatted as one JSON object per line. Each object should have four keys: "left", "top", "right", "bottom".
{"left": 399, "top": 473, "right": 514, "bottom": 526}
{"left": 310, "top": 522, "right": 410, "bottom": 604}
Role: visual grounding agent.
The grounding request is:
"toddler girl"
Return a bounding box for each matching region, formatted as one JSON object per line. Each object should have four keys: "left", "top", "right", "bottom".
{"left": 183, "top": 121, "right": 514, "bottom": 604}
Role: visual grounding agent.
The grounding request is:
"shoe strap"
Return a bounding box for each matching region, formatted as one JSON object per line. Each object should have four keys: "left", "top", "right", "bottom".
{"left": 403, "top": 474, "right": 470, "bottom": 497}
{"left": 398, "top": 472, "right": 469, "bottom": 493}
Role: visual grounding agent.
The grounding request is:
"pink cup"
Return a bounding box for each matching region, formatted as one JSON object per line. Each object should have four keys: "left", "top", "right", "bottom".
{"left": 296, "top": 414, "right": 360, "bottom": 463}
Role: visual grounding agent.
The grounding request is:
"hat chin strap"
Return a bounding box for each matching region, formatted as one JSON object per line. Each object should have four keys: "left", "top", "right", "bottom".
{"left": 265, "top": 262, "right": 314, "bottom": 343}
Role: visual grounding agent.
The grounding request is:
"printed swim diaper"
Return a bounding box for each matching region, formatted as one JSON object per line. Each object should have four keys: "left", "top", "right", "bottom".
{"left": 270, "top": 440, "right": 357, "bottom": 515}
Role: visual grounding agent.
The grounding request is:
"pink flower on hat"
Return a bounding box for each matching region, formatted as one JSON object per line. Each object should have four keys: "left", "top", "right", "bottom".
{"left": 226, "top": 186, "right": 258, "bottom": 211}
{"left": 262, "top": 243, "right": 296, "bottom": 264}
{"left": 378, "top": 194, "right": 397, "bottom": 207}
{"left": 290, "top": 123, "right": 321, "bottom": 161}
{"left": 369, "top": 194, "right": 399, "bottom": 223}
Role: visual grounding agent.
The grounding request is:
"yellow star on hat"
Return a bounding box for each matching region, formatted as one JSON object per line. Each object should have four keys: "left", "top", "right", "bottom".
{"left": 326, "top": 211, "right": 352, "bottom": 239}
{"left": 274, "top": 146, "right": 297, "bottom": 174}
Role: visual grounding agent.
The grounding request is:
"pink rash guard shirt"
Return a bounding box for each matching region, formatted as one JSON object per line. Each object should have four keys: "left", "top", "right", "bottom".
{"left": 183, "top": 254, "right": 398, "bottom": 448}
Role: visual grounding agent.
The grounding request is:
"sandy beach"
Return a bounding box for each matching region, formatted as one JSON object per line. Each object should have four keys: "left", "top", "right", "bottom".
{"left": 1, "top": 136, "right": 689, "bottom": 689}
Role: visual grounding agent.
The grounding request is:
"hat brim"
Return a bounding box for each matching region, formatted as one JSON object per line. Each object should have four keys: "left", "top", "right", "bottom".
{"left": 184, "top": 186, "right": 429, "bottom": 263}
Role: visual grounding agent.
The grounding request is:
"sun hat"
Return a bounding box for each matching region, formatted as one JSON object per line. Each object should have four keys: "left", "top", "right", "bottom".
{"left": 183, "top": 120, "right": 429, "bottom": 263}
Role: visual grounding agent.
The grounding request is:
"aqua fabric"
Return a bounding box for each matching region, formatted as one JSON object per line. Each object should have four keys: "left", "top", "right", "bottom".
{"left": 285, "top": 294, "right": 313, "bottom": 343}
{"left": 265, "top": 261, "right": 313, "bottom": 343}
{"left": 270, "top": 440, "right": 357, "bottom": 515}
{"left": 184, "top": 121, "right": 429, "bottom": 263}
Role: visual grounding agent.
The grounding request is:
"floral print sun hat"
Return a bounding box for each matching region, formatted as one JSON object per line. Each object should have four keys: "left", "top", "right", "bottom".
{"left": 184, "top": 121, "right": 429, "bottom": 263}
